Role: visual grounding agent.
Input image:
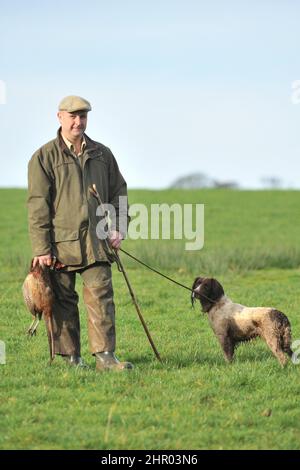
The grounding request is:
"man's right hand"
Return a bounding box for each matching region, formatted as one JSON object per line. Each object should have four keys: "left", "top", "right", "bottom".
{"left": 32, "top": 254, "right": 52, "bottom": 268}
{"left": 32, "top": 254, "right": 66, "bottom": 269}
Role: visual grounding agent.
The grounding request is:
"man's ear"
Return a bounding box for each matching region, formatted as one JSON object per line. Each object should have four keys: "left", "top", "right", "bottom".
{"left": 57, "top": 111, "right": 63, "bottom": 124}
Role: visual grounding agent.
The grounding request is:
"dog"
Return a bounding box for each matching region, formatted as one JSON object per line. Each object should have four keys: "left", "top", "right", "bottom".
{"left": 192, "top": 277, "right": 293, "bottom": 366}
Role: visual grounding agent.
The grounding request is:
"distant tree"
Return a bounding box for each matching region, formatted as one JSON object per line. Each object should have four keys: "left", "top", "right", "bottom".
{"left": 169, "top": 173, "right": 239, "bottom": 189}
{"left": 260, "top": 177, "right": 282, "bottom": 189}
{"left": 212, "top": 180, "right": 239, "bottom": 189}
{"left": 169, "top": 173, "right": 213, "bottom": 189}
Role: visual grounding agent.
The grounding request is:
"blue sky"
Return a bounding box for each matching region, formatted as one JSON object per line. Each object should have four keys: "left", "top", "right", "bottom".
{"left": 0, "top": 0, "right": 299, "bottom": 188}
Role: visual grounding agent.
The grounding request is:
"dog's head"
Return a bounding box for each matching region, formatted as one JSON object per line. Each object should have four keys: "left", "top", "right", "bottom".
{"left": 191, "top": 277, "right": 224, "bottom": 312}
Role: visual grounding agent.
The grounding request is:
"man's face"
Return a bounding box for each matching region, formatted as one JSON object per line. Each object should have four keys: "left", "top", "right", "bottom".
{"left": 57, "top": 110, "right": 88, "bottom": 141}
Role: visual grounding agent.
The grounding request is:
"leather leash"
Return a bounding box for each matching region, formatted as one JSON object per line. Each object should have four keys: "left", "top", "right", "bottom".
{"left": 118, "top": 248, "right": 217, "bottom": 306}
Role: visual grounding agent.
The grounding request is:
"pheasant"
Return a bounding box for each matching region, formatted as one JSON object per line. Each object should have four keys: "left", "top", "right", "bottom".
{"left": 22, "top": 261, "right": 55, "bottom": 362}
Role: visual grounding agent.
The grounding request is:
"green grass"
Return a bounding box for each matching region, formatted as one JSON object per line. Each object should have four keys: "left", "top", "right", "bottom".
{"left": 0, "top": 188, "right": 300, "bottom": 449}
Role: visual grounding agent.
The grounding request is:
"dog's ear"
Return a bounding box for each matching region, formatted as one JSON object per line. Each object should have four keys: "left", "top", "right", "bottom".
{"left": 198, "top": 278, "right": 224, "bottom": 312}
{"left": 210, "top": 279, "right": 224, "bottom": 302}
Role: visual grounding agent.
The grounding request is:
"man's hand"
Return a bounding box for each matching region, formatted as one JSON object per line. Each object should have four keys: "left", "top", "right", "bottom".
{"left": 32, "top": 254, "right": 65, "bottom": 269}
{"left": 109, "top": 230, "right": 123, "bottom": 251}
{"left": 32, "top": 254, "right": 52, "bottom": 268}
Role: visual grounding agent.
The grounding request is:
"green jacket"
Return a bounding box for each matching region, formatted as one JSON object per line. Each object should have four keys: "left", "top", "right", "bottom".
{"left": 28, "top": 129, "right": 129, "bottom": 267}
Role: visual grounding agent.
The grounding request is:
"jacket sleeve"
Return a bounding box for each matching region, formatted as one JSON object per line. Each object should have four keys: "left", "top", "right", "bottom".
{"left": 27, "top": 151, "right": 53, "bottom": 256}
{"left": 108, "top": 150, "right": 130, "bottom": 237}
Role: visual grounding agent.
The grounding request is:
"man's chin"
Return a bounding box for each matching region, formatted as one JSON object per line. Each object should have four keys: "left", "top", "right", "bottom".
{"left": 72, "top": 130, "right": 84, "bottom": 137}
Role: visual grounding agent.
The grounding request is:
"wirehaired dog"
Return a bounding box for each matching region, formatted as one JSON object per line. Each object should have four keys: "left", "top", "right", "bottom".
{"left": 192, "top": 277, "right": 293, "bottom": 366}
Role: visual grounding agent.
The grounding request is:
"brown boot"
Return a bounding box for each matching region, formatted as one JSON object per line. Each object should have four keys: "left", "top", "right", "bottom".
{"left": 95, "top": 352, "right": 133, "bottom": 371}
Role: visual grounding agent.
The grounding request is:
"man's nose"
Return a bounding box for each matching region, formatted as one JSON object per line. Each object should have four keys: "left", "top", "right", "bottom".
{"left": 74, "top": 116, "right": 81, "bottom": 126}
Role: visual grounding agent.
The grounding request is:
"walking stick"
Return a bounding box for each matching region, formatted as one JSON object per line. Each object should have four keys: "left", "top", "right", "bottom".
{"left": 89, "top": 184, "right": 162, "bottom": 363}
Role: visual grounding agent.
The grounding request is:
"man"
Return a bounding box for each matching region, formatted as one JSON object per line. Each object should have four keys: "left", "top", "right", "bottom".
{"left": 27, "top": 95, "right": 133, "bottom": 371}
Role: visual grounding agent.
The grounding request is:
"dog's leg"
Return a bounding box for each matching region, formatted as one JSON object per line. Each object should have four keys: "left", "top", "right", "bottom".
{"left": 264, "top": 336, "right": 288, "bottom": 367}
{"left": 217, "top": 334, "right": 234, "bottom": 363}
{"left": 282, "top": 327, "right": 293, "bottom": 358}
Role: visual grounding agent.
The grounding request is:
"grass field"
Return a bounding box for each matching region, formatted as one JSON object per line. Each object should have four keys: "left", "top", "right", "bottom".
{"left": 0, "top": 188, "right": 300, "bottom": 450}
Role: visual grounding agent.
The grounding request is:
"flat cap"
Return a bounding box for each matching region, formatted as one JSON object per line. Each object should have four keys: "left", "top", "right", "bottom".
{"left": 58, "top": 95, "right": 92, "bottom": 113}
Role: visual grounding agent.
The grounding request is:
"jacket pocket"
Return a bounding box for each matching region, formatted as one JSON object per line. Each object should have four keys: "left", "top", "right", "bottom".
{"left": 52, "top": 229, "right": 82, "bottom": 266}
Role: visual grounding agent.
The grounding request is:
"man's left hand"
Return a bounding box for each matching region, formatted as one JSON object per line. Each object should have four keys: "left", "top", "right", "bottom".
{"left": 109, "top": 230, "right": 123, "bottom": 251}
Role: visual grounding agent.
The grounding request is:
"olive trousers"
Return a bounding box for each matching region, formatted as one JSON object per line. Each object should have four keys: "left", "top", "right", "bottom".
{"left": 50, "top": 262, "right": 116, "bottom": 356}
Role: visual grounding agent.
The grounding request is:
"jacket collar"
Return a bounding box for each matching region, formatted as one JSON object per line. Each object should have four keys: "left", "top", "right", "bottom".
{"left": 56, "top": 128, "right": 99, "bottom": 156}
